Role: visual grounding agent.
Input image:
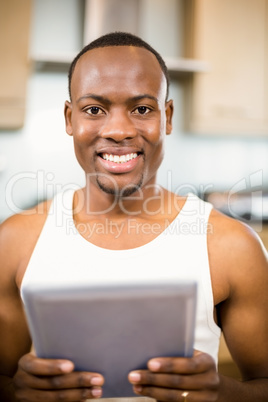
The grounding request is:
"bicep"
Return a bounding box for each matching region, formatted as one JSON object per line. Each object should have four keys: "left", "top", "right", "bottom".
{"left": 0, "top": 219, "right": 32, "bottom": 377}
{"left": 219, "top": 231, "right": 268, "bottom": 380}
{"left": 0, "top": 283, "right": 32, "bottom": 376}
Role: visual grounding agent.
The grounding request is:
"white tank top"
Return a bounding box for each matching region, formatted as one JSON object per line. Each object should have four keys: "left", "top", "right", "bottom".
{"left": 21, "top": 189, "right": 221, "bottom": 364}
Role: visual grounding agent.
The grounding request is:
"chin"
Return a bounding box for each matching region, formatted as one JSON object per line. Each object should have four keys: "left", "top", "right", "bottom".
{"left": 96, "top": 174, "right": 144, "bottom": 198}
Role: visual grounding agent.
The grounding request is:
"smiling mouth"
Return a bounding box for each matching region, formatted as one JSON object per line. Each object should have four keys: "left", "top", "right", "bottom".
{"left": 100, "top": 152, "right": 139, "bottom": 164}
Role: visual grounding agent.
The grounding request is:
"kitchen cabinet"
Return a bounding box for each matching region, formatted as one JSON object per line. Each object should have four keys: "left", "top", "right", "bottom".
{"left": 31, "top": 0, "right": 209, "bottom": 77}
{"left": 186, "top": 0, "right": 268, "bottom": 135}
{"left": 0, "top": 0, "right": 32, "bottom": 129}
{"left": 83, "top": 0, "right": 210, "bottom": 76}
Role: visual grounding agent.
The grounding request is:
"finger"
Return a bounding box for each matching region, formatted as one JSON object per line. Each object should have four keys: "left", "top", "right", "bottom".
{"left": 128, "top": 370, "right": 218, "bottom": 391}
{"left": 132, "top": 384, "right": 218, "bottom": 402}
{"left": 18, "top": 353, "right": 75, "bottom": 375}
{"left": 147, "top": 352, "right": 216, "bottom": 375}
{"left": 15, "top": 370, "right": 104, "bottom": 390}
{"left": 15, "top": 386, "right": 103, "bottom": 402}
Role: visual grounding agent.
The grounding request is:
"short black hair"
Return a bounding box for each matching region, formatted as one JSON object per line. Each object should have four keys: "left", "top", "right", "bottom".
{"left": 68, "top": 31, "right": 170, "bottom": 101}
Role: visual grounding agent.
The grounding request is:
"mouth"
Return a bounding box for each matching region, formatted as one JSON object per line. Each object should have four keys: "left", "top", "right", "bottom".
{"left": 97, "top": 150, "right": 142, "bottom": 173}
{"left": 100, "top": 152, "right": 139, "bottom": 164}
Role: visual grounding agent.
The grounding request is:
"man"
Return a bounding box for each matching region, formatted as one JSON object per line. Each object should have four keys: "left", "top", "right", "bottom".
{"left": 0, "top": 32, "right": 268, "bottom": 402}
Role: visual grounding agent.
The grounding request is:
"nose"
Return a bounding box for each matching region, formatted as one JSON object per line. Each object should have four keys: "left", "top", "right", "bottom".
{"left": 100, "top": 110, "right": 137, "bottom": 142}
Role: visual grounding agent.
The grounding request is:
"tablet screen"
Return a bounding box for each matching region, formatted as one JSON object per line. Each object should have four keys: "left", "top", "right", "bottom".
{"left": 23, "top": 281, "right": 197, "bottom": 397}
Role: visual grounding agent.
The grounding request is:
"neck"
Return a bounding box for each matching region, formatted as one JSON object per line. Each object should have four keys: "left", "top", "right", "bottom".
{"left": 75, "top": 180, "right": 172, "bottom": 219}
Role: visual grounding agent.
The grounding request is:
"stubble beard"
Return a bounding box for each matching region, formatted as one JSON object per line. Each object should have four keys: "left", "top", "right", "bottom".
{"left": 96, "top": 173, "right": 144, "bottom": 198}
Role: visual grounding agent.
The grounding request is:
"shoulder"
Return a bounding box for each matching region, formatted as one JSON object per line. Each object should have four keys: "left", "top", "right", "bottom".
{"left": 208, "top": 207, "right": 267, "bottom": 260}
{"left": 0, "top": 199, "right": 52, "bottom": 244}
{"left": 207, "top": 207, "right": 268, "bottom": 303}
{"left": 0, "top": 200, "right": 52, "bottom": 287}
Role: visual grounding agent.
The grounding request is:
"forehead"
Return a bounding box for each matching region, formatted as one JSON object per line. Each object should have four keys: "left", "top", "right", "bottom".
{"left": 71, "top": 46, "right": 166, "bottom": 101}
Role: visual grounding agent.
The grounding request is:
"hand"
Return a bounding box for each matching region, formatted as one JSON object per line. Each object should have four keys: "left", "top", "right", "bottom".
{"left": 13, "top": 353, "right": 104, "bottom": 401}
{"left": 128, "top": 350, "right": 219, "bottom": 402}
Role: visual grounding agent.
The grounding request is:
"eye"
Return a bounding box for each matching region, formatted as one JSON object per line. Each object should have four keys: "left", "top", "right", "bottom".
{"left": 133, "top": 106, "right": 151, "bottom": 115}
{"left": 85, "top": 106, "right": 105, "bottom": 115}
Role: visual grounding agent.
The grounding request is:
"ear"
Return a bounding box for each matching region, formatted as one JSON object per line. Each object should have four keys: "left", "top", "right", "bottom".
{"left": 165, "top": 99, "right": 173, "bottom": 135}
{"left": 64, "top": 100, "right": 73, "bottom": 136}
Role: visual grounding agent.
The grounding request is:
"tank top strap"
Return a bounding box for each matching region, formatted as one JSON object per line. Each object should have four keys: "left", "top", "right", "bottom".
{"left": 171, "top": 193, "right": 213, "bottom": 240}
{"left": 180, "top": 193, "right": 212, "bottom": 221}
{"left": 46, "top": 188, "right": 76, "bottom": 228}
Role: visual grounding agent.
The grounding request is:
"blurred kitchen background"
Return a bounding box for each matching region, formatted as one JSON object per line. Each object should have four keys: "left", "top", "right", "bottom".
{"left": 0, "top": 0, "right": 268, "bottom": 248}
{"left": 1, "top": 0, "right": 267, "bottom": 377}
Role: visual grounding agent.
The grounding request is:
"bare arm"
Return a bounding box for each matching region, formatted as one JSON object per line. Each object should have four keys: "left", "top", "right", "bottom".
{"left": 0, "top": 210, "right": 105, "bottom": 401}
{"left": 128, "top": 212, "right": 268, "bottom": 401}
{"left": 210, "top": 213, "right": 268, "bottom": 400}
{"left": 0, "top": 215, "right": 33, "bottom": 401}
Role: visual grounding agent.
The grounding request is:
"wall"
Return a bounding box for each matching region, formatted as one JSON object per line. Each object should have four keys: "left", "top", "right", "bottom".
{"left": 0, "top": 0, "right": 267, "bottom": 221}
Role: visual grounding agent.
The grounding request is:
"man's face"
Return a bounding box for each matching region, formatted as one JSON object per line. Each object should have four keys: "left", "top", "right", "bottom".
{"left": 65, "top": 46, "right": 173, "bottom": 197}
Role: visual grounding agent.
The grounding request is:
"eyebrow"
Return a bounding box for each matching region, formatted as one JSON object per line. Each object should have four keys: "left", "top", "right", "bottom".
{"left": 76, "top": 94, "right": 112, "bottom": 105}
{"left": 76, "top": 93, "right": 159, "bottom": 105}
{"left": 129, "top": 94, "right": 159, "bottom": 103}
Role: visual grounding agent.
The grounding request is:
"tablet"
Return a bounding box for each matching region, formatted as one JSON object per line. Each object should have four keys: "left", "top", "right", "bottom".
{"left": 23, "top": 281, "right": 197, "bottom": 398}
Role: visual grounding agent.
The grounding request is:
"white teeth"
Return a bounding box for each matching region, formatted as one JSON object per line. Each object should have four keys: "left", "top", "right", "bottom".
{"left": 102, "top": 153, "right": 138, "bottom": 163}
